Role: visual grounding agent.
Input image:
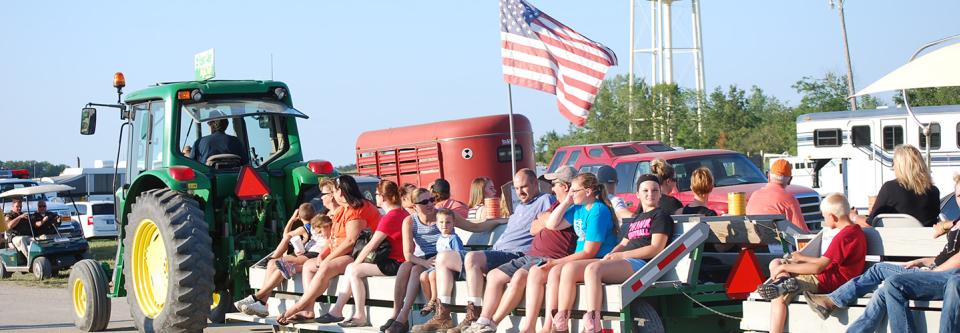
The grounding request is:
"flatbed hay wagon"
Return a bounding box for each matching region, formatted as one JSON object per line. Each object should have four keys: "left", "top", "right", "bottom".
{"left": 227, "top": 214, "right": 811, "bottom": 333}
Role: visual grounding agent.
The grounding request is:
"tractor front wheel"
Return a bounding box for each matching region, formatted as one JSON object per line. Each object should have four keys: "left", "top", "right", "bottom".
{"left": 124, "top": 188, "right": 213, "bottom": 333}
{"left": 70, "top": 259, "right": 111, "bottom": 331}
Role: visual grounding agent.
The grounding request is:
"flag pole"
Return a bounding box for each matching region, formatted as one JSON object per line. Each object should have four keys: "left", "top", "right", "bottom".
{"left": 507, "top": 84, "right": 517, "bottom": 176}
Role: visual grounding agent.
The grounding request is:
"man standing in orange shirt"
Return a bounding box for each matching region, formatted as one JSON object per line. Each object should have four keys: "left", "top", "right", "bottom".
{"left": 746, "top": 159, "right": 809, "bottom": 232}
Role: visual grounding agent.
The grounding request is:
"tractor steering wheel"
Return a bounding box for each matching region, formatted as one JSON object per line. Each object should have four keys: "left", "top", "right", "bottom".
{"left": 206, "top": 154, "right": 243, "bottom": 169}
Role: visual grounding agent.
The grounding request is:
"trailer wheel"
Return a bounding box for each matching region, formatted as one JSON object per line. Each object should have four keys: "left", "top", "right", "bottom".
{"left": 33, "top": 256, "right": 52, "bottom": 280}
{"left": 125, "top": 188, "right": 214, "bottom": 333}
{"left": 70, "top": 259, "right": 111, "bottom": 331}
{"left": 632, "top": 300, "right": 665, "bottom": 333}
{"left": 208, "top": 288, "right": 235, "bottom": 324}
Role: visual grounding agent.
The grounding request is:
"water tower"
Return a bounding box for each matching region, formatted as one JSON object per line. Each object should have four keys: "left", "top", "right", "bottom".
{"left": 627, "top": 0, "right": 706, "bottom": 139}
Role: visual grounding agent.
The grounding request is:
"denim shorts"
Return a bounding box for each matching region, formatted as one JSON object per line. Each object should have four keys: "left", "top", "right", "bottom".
{"left": 482, "top": 250, "right": 526, "bottom": 271}
{"left": 496, "top": 256, "right": 547, "bottom": 276}
{"left": 625, "top": 258, "right": 648, "bottom": 271}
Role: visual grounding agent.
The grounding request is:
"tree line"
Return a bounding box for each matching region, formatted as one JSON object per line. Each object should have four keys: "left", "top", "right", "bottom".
{"left": 1, "top": 160, "right": 70, "bottom": 178}
{"left": 534, "top": 72, "right": 960, "bottom": 165}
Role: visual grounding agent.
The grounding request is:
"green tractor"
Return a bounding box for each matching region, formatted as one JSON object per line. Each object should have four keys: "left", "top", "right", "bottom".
{"left": 71, "top": 73, "right": 335, "bottom": 332}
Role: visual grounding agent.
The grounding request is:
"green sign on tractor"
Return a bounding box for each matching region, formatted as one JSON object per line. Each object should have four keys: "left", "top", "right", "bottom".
{"left": 71, "top": 72, "right": 336, "bottom": 332}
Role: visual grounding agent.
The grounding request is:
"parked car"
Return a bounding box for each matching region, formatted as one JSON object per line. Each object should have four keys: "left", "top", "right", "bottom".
{"left": 70, "top": 201, "right": 118, "bottom": 238}
{"left": 608, "top": 149, "right": 824, "bottom": 230}
{"left": 546, "top": 141, "right": 674, "bottom": 173}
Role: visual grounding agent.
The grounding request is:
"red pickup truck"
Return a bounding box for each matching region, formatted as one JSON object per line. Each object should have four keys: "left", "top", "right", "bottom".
{"left": 548, "top": 144, "right": 823, "bottom": 231}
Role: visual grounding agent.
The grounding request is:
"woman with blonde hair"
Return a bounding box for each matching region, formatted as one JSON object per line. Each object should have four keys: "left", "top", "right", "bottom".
{"left": 559, "top": 174, "right": 673, "bottom": 333}
{"left": 527, "top": 172, "right": 620, "bottom": 333}
{"left": 854, "top": 144, "right": 940, "bottom": 227}
{"left": 467, "top": 177, "right": 498, "bottom": 220}
{"left": 682, "top": 167, "right": 717, "bottom": 216}
{"left": 650, "top": 158, "right": 683, "bottom": 215}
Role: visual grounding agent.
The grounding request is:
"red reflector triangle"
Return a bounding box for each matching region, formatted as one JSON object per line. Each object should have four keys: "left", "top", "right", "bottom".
{"left": 724, "top": 248, "right": 765, "bottom": 300}
{"left": 235, "top": 166, "right": 270, "bottom": 200}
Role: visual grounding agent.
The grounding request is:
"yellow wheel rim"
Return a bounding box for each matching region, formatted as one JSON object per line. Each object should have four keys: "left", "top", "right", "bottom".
{"left": 210, "top": 291, "right": 221, "bottom": 311}
{"left": 131, "top": 219, "right": 168, "bottom": 318}
{"left": 73, "top": 278, "right": 87, "bottom": 318}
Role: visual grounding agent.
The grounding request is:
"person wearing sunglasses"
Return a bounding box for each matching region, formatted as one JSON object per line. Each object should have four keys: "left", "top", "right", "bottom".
{"left": 280, "top": 175, "right": 383, "bottom": 324}
{"left": 416, "top": 168, "right": 554, "bottom": 333}
{"left": 237, "top": 180, "right": 339, "bottom": 318}
{"left": 31, "top": 200, "right": 59, "bottom": 236}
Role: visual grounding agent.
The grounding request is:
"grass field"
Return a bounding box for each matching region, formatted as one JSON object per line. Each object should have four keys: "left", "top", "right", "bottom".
{"left": 1, "top": 238, "right": 118, "bottom": 288}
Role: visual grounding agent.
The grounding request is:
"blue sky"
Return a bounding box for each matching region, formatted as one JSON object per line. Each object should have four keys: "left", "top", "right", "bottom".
{"left": 1, "top": 1, "right": 957, "bottom": 167}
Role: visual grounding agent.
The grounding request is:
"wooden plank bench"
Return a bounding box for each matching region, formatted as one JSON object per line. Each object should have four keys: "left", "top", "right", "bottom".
{"left": 740, "top": 226, "right": 948, "bottom": 333}
{"left": 228, "top": 215, "right": 802, "bottom": 333}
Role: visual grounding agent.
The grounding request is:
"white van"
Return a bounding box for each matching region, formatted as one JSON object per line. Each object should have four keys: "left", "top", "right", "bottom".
{"left": 70, "top": 201, "right": 117, "bottom": 238}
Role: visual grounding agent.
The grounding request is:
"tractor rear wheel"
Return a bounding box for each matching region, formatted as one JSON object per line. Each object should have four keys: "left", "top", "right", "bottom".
{"left": 70, "top": 259, "right": 111, "bottom": 331}
{"left": 124, "top": 188, "right": 213, "bottom": 333}
{"left": 33, "top": 256, "right": 52, "bottom": 280}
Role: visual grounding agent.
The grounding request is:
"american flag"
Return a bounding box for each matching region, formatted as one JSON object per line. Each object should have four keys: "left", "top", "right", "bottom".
{"left": 500, "top": 0, "right": 617, "bottom": 126}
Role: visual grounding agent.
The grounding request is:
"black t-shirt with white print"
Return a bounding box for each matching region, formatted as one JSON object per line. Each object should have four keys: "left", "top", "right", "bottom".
{"left": 619, "top": 207, "right": 674, "bottom": 251}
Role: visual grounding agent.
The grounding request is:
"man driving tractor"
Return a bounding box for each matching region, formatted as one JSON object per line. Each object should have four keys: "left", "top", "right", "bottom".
{"left": 189, "top": 119, "right": 248, "bottom": 165}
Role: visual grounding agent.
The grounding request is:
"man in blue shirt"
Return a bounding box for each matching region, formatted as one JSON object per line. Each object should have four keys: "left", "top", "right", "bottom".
{"left": 190, "top": 119, "right": 249, "bottom": 165}
{"left": 413, "top": 168, "right": 554, "bottom": 333}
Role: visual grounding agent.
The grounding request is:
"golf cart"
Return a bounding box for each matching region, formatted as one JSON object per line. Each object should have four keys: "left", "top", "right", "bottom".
{"left": 0, "top": 184, "right": 90, "bottom": 280}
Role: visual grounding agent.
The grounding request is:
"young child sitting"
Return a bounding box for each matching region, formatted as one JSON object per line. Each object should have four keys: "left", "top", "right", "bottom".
{"left": 757, "top": 192, "right": 866, "bottom": 333}
{"left": 276, "top": 214, "right": 333, "bottom": 279}
{"left": 419, "top": 208, "right": 466, "bottom": 314}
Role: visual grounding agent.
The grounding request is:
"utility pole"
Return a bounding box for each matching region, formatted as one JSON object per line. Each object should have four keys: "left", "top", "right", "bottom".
{"left": 832, "top": 0, "right": 857, "bottom": 111}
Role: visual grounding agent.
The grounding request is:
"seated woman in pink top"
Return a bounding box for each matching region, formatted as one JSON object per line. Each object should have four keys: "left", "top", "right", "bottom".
{"left": 432, "top": 178, "right": 469, "bottom": 218}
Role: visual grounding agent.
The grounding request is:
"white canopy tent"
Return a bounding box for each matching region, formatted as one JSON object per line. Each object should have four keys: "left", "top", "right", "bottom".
{"left": 854, "top": 35, "right": 960, "bottom": 96}
{"left": 852, "top": 34, "right": 960, "bottom": 166}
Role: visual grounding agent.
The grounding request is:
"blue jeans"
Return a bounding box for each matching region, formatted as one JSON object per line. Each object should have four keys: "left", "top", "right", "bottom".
{"left": 828, "top": 262, "right": 919, "bottom": 307}
{"left": 847, "top": 268, "right": 960, "bottom": 333}
{"left": 942, "top": 274, "right": 960, "bottom": 333}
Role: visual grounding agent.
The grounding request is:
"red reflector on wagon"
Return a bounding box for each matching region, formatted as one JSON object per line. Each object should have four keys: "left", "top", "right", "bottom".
{"left": 235, "top": 166, "right": 270, "bottom": 200}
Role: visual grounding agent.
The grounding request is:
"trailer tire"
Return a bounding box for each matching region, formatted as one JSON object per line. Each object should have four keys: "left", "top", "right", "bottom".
{"left": 208, "top": 288, "right": 234, "bottom": 324}
{"left": 70, "top": 259, "right": 111, "bottom": 331}
{"left": 632, "top": 300, "right": 665, "bottom": 333}
{"left": 125, "top": 188, "right": 213, "bottom": 333}
{"left": 33, "top": 256, "right": 52, "bottom": 280}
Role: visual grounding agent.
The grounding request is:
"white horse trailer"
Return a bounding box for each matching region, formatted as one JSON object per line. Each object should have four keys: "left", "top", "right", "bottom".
{"left": 794, "top": 104, "right": 959, "bottom": 211}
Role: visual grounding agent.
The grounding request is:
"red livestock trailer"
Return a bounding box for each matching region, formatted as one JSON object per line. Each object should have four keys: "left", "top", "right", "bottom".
{"left": 355, "top": 114, "right": 534, "bottom": 203}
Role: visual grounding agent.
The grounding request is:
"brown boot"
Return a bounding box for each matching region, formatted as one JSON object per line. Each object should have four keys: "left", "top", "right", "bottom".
{"left": 412, "top": 303, "right": 455, "bottom": 333}
{"left": 804, "top": 291, "right": 838, "bottom": 320}
{"left": 448, "top": 303, "right": 481, "bottom": 333}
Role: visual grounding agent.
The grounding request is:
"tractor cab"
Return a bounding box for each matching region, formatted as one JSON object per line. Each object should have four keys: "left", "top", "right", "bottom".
{"left": 0, "top": 184, "right": 89, "bottom": 280}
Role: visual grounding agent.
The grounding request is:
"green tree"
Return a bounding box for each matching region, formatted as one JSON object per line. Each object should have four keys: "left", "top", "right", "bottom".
{"left": 793, "top": 72, "right": 883, "bottom": 113}
{"left": 893, "top": 87, "right": 960, "bottom": 106}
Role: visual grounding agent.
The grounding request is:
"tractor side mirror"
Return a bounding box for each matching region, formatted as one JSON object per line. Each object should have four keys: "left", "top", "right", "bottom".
{"left": 80, "top": 107, "right": 97, "bottom": 135}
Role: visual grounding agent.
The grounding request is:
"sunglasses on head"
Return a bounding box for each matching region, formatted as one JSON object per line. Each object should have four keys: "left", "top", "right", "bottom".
{"left": 414, "top": 197, "right": 436, "bottom": 205}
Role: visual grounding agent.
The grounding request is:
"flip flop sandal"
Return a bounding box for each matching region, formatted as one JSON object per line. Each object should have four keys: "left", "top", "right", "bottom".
{"left": 315, "top": 313, "right": 345, "bottom": 324}
{"left": 286, "top": 314, "right": 315, "bottom": 324}
{"left": 338, "top": 319, "right": 371, "bottom": 328}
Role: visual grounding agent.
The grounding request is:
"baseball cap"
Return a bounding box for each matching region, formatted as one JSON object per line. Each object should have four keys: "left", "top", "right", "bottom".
{"left": 770, "top": 159, "right": 792, "bottom": 177}
{"left": 596, "top": 165, "right": 618, "bottom": 184}
{"left": 542, "top": 166, "right": 578, "bottom": 183}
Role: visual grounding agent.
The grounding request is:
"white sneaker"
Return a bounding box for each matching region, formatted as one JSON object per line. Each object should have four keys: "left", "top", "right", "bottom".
{"left": 245, "top": 300, "right": 269, "bottom": 317}
{"left": 233, "top": 295, "right": 257, "bottom": 313}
